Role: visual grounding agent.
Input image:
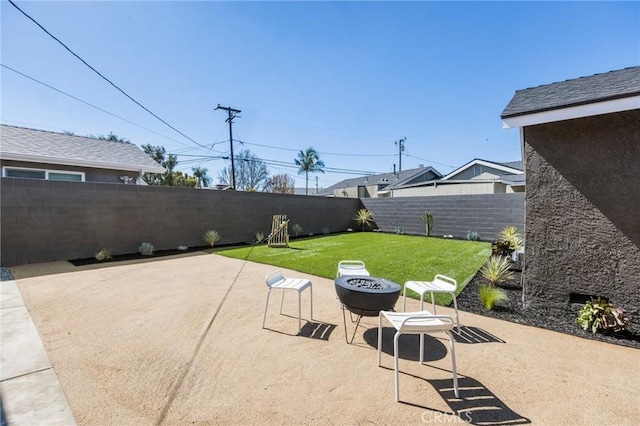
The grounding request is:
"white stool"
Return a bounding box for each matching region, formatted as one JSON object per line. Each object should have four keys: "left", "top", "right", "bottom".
{"left": 403, "top": 274, "right": 460, "bottom": 333}
{"left": 378, "top": 310, "right": 459, "bottom": 402}
{"left": 263, "top": 270, "right": 313, "bottom": 334}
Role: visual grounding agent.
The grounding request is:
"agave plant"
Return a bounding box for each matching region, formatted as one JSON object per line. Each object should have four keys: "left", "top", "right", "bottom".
{"left": 203, "top": 230, "right": 221, "bottom": 247}
{"left": 478, "top": 284, "right": 509, "bottom": 310}
{"left": 480, "top": 255, "right": 514, "bottom": 286}
{"left": 138, "top": 242, "right": 154, "bottom": 256}
{"left": 353, "top": 209, "right": 374, "bottom": 231}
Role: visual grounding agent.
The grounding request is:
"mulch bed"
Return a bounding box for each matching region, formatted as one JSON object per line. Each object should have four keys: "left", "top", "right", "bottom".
{"left": 457, "top": 269, "right": 640, "bottom": 349}
{"left": 69, "top": 245, "right": 213, "bottom": 266}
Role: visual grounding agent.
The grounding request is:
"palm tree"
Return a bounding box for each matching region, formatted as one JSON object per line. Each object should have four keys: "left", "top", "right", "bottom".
{"left": 192, "top": 166, "right": 211, "bottom": 188}
{"left": 295, "top": 147, "right": 325, "bottom": 195}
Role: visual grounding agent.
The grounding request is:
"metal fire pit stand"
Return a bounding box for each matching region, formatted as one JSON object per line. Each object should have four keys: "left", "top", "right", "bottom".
{"left": 341, "top": 305, "right": 365, "bottom": 344}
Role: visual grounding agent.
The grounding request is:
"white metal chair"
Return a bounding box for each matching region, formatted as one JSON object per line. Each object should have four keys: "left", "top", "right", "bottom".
{"left": 403, "top": 274, "right": 460, "bottom": 333}
{"left": 263, "top": 270, "right": 313, "bottom": 334}
{"left": 378, "top": 310, "right": 459, "bottom": 402}
{"left": 337, "top": 260, "right": 370, "bottom": 277}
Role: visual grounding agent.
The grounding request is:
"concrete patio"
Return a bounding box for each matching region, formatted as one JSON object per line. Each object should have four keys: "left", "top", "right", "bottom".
{"left": 2, "top": 253, "right": 639, "bottom": 425}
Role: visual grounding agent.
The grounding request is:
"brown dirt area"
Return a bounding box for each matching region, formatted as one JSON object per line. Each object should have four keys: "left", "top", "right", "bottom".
{"left": 11, "top": 253, "right": 640, "bottom": 425}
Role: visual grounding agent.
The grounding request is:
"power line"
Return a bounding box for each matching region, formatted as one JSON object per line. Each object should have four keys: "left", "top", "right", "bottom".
{"left": 241, "top": 116, "right": 399, "bottom": 142}
{"left": 7, "top": 0, "right": 209, "bottom": 150}
{"left": 1, "top": 63, "right": 203, "bottom": 149}
{"left": 404, "top": 153, "right": 454, "bottom": 169}
{"left": 238, "top": 140, "right": 395, "bottom": 158}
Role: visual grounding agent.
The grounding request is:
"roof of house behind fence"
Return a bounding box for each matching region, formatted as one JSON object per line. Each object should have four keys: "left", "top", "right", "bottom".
{"left": 0, "top": 125, "right": 165, "bottom": 173}
{"left": 501, "top": 66, "right": 640, "bottom": 118}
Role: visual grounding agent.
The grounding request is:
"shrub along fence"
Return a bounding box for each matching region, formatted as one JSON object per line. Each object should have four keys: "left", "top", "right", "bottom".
{"left": 1, "top": 178, "right": 525, "bottom": 266}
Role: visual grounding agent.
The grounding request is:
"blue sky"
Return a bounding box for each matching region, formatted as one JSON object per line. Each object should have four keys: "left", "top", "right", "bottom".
{"left": 2, "top": 1, "right": 638, "bottom": 189}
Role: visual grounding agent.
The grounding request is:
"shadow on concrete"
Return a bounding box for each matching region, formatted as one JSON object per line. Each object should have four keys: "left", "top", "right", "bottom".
{"left": 377, "top": 366, "right": 531, "bottom": 425}
{"left": 264, "top": 319, "right": 337, "bottom": 341}
{"left": 299, "top": 321, "right": 337, "bottom": 340}
{"left": 428, "top": 375, "right": 531, "bottom": 425}
{"left": 453, "top": 326, "right": 506, "bottom": 344}
{"left": 362, "top": 327, "right": 449, "bottom": 362}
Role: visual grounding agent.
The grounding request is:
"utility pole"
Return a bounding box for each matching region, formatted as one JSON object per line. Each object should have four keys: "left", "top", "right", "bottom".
{"left": 315, "top": 176, "right": 319, "bottom": 194}
{"left": 215, "top": 104, "right": 241, "bottom": 190}
{"left": 395, "top": 137, "right": 406, "bottom": 172}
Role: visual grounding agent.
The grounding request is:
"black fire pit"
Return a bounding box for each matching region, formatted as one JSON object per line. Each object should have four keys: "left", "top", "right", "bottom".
{"left": 335, "top": 276, "right": 401, "bottom": 317}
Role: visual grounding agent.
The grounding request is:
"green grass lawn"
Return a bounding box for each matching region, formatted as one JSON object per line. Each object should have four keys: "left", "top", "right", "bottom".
{"left": 214, "top": 232, "right": 491, "bottom": 306}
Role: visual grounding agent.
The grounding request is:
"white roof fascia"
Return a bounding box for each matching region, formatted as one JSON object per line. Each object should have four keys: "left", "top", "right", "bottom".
{"left": 441, "top": 159, "right": 523, "bottom": 181}
{"left": 391, "top": 178, "right": 525, "bottom": 190}
{"left": 0, "top": 151, "right": 165, "bottom": 173}
{"left": 502, "top": 95, "right": 640, "bottom": 129}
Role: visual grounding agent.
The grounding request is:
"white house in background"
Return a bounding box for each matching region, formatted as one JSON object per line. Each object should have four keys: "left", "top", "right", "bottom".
{"left": 0, "top": 125, "right": 165, "bottom": 184}
{"left": 386, "top": 158, "right": 524, "bottom": 197}
{"left": 318, "top": 159, "right": 525, "bottom": 198}
{"left": 317, "top": 166, "right": 443, "bottom": 198}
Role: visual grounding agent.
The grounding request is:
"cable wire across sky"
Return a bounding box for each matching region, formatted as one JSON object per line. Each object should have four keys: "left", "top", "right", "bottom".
{"left": 7, "top": 0, "right": 209, "bottom": 151}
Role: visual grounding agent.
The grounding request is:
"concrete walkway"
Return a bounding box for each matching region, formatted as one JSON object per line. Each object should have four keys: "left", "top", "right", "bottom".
{"left": 1, "top": 280, "right": 76, "bottom": 425}
{"left": 3, "top": 253, "right": 640, "bottom": 425}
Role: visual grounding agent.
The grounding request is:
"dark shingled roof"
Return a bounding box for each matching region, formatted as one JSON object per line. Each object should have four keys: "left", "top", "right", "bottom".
{"left": 0, "top": 125, "right": 165, "bottom": 173}
{"left": 317, "top": 166, "right": 442, "bottom": 196}
{"left": 502, "top": 66, "right": 640, "bottom": 118}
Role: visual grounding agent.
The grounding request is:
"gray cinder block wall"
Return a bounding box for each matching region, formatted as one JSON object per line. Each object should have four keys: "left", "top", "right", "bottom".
{"left": 524, "top": 109, "right": 640, "bottom": 332}
{"left": 1, "top": 178, "right": 525, "bottom": 267}
{"left": 362, "top": 194, "right": 525, "bottom": 241}
{"left": 0, "top": 178, "right": 362, "bottom": 266}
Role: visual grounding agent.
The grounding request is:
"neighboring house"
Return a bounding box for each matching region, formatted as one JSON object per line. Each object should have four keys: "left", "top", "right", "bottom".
{"left": 323, "top": 159, "right": 524, "bottom": 198}
{"left": 318, "top": 166, "right": 442, "bottom": 198}
{"left": 0, "top": 125, "right": 165, "bottom": 184}
{"left": 389, "top": 158, "right": 524, "bottom": 197}
{"left": 502, "top": 66, "right": 640, "bottom": 331}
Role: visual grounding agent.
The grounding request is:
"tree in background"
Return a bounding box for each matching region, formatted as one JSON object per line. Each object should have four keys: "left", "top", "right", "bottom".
{"left": 218, "top": 149, "right": 269, "bottom": 191}
{"left": 173, "top": 171, "right": 197, "bottom": 188}
{"left": 142, "top": 144, "right": 177, "bottom": 185}
{"left": 264, "top": 174, "right": 295, "bottom": 194}
{"left": 295, "top": 147, "right": 325, "bottom": 195}
{"left": 141, "top": 144, "right": 196, "bottom": 187}
{"left": 99, "top": 132, "right": 130, "bottom": 143}
{"left": 192, "top": 166, "right": 211, "bottom": 188}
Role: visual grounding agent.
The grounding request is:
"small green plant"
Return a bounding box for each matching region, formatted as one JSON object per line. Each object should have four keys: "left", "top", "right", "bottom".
{"left": 480, "top": 255, "right": 514, "bottom": 286}
{"left": 576, "top": 298, "right": 629, "bottom": 334}
{"left": 254, "top": 231, "right": 265, "bottom": 244}
{"left": 138, "top": 242, "right": 154, "bottom": 256}
{"left": 421, "top": 210, "right": 434, "bottom": 236}
{"left": 466, "top": 231, "right": 480, "bottom": 241}
{"left": 478, "top": 284, "right": 508, "bottom": 310}
{"left": 95, "top": 248, "right": 111, "bottom": 261}
{"left": 322, "top": 227, "right": 330, "bottom": 235}
{"left": 292, "top": 224, "right": 303, "bottom": 237}
{"left": 203, "top": 230, "right": 221, "bottom": 247}
{"left": 394, "top": 226, "right": 404, "bottom": 235}
{"left": 353, "top": 209, "right": 374, "bottom": 231}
